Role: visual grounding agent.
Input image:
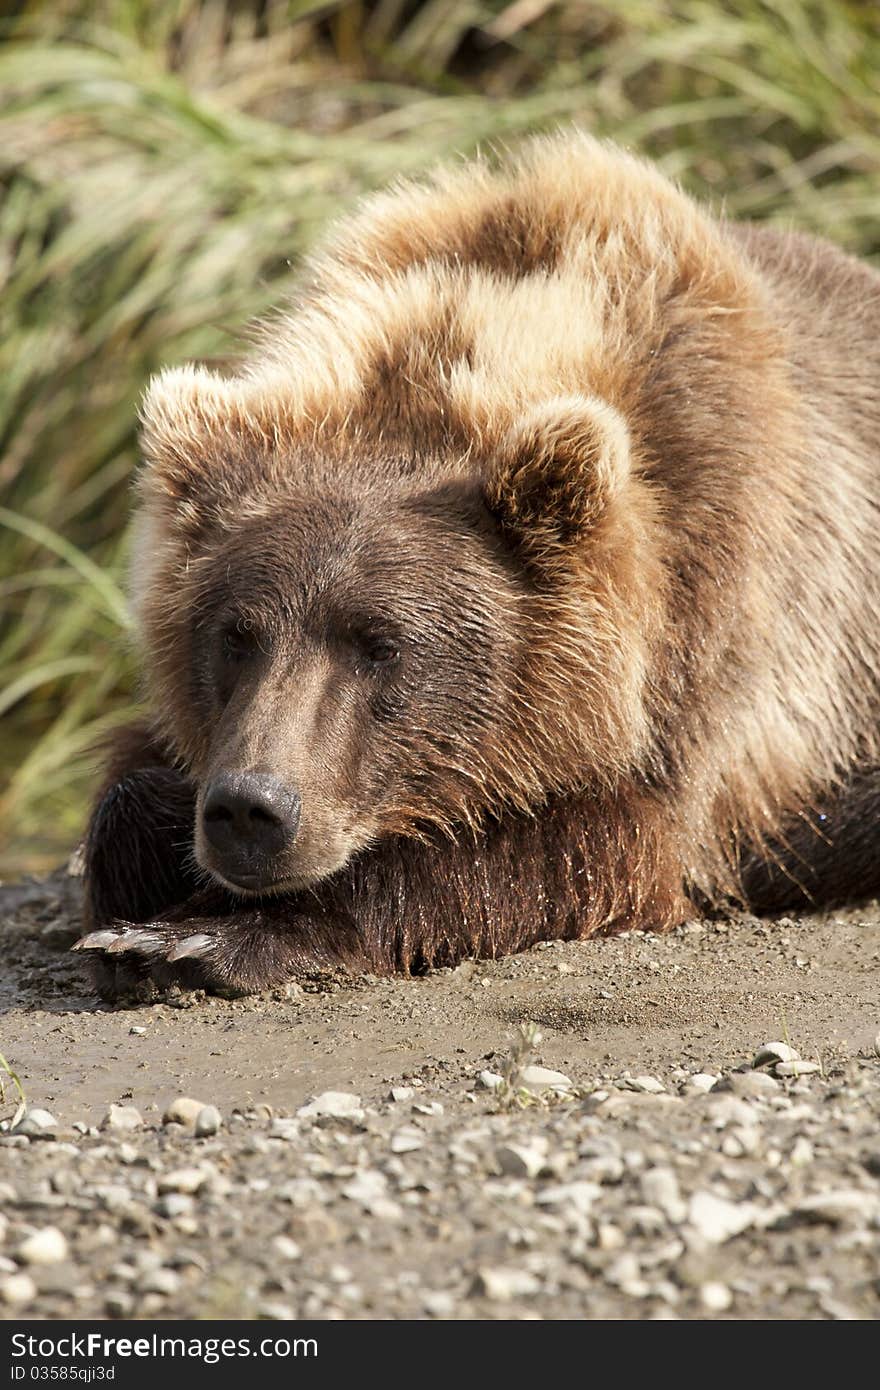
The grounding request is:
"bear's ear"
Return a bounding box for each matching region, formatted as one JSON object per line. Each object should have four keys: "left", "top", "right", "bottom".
{"left": 483, "top": 394, "right": 631, "bottom": 564}
{"left": 137, "top": 365, "right": 253, "bottom": 516}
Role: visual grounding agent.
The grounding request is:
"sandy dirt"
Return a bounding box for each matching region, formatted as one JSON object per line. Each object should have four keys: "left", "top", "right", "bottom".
{"left": 0, "top": 868, "right": 878, "bottom": 1320}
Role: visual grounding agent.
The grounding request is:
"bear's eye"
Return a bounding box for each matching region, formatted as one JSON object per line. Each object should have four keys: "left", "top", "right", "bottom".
{"left": 221, "top": 622, "right": 257, "bottom": 664}
{"left": 363, "top": 637, "right": 400, "bottom": 667}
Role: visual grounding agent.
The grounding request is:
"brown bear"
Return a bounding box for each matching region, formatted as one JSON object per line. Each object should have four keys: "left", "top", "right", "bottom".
{"left": 76, "top": 131, "right": 880, "bottom": 997}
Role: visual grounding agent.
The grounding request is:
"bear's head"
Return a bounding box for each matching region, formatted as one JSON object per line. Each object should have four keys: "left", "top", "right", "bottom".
{"left": 132, "top": 366, "right": 661, "bottom": 896}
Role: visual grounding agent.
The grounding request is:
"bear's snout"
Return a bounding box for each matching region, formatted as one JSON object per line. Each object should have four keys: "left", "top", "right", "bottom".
{"left": 201, "top": 771, "right": 301, "bottom": 890}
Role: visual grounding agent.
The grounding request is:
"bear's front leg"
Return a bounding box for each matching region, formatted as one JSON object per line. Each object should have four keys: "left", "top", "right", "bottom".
{"left": 83, "top": 722, "right": 202, "bottom": 931}
{"left": 76, "top": 784, "right": 688, "bottom": 998}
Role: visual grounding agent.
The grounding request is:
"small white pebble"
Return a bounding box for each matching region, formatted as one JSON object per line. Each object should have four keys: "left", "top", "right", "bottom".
{"left": 423, "top": 1291, "right": 455, "bottom": 1318}
{"left": 13, "top": 1109, "right": 57, "bottom": 1137}
{"left": 630, "top": 1075, "right": 666, "bottom": 1094}
{"left": 517, "top": 1065, "right": 574, "bottom": 1094}
{"left": 155, "top": 1194, "right": 195, "bottom": 1219}
{"left": 195, "top": 1106, "right": 222, "bottom": 1137}
{"left": 163, "top": 1097, "right": 207, "bottom": 1127}
{"left": 390, "top": 1129, "right": 424, "bottom": 1154}
{"left": 472, "top": 1266, "right": 541, "bottom": 1301}
{"left": 18, "top": 1227, "right": 68, "bottom": 1266}
{"left": 1, "top": 1273, "right": 37, "bottom": 1307}
{"left": 752, "top": 1042, "right": 799, "bottom": 1068}
{"left": 271, "top": 1236, "right": 301, "bottom": 1260}
{"left": 140, "top": 1268, "right": 180, "bottom": 1297}
{"left": 700, "top": 1281, "right": 733, "bottom": 1312}
{"left": 297, "top": 1092, "right": 364, "bottom": 1122}
{"left": 157, "top": 1167, "right": 210, "bottom": 1195}
{"left": 775, "top": 1060, "right": 820, "bottom": 1077}
{"left": 495, "top": 1141, "right": 547, "bottom": 1178}
{"left": 102, "top": 1104, "right": 143, "bottom": 1132}
{"left": 683, "top": 1067, "right": 717, "bottom": 1089}
{"left": 258, "top": 1302, "right": 295, "bottom": 1320}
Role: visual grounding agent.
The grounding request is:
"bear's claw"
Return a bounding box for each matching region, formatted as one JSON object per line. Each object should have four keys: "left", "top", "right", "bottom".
{"left": 166, "top": 933, "right": 214, "bottom": 961}
{"left": 105, "top": 929, "right": 166, "bottom": 954}
{"left": 72, "top": 930, "right": 121, "bottom": 951}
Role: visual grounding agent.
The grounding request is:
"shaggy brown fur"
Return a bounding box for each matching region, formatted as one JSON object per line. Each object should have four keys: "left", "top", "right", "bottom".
{"left": 77, "top": 132, "right": 880, "bottom": 997}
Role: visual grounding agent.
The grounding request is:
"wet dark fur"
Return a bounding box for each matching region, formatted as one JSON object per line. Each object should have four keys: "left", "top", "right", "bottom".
{"left": 85, "top": 735, "right": 682, "bottom": 995}
{"left": 85, "top": 740, "right": 880, "bottom": 998}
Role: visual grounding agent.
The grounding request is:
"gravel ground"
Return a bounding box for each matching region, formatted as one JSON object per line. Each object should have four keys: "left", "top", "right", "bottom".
{"left": 0, "top": 869, "right": 878, "bottom": 1321}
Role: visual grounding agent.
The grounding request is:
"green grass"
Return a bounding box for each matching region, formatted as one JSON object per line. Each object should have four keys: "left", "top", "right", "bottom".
{"left": 2, "top": 0, "right": 880, "bottom": 874}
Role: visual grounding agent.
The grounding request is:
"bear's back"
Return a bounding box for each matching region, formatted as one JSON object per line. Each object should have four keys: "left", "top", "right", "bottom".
{"left": 244, "top": 132, "right": 771, "bottom": 477}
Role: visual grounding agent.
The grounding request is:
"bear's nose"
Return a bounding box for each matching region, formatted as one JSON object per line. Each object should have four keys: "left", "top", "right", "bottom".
{"left": 202, "top": 771, "right": 301, "bottom": 871}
